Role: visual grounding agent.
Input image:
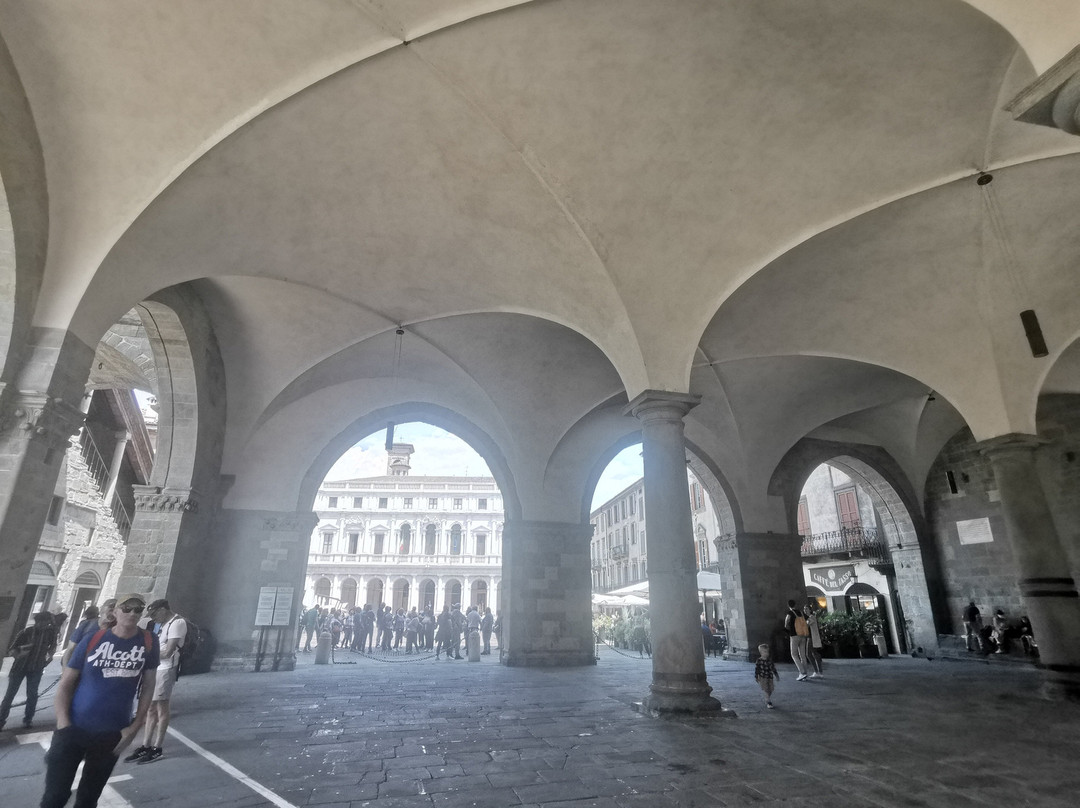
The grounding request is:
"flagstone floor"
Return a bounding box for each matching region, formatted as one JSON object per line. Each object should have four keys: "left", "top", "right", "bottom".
{"left": 1, "top": 644, "right": 1074, "bottom": 807}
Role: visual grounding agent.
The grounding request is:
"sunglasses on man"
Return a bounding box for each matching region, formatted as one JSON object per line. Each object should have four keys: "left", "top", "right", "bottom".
{"left": 119, "top": 604, "right": 144, "bottom": 614}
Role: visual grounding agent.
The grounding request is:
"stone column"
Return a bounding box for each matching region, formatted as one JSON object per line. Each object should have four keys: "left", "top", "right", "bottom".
{"left": 713, "top": 532, "right": 804, "bottom": 662}
{"left": 0, "top": 391, "right": 84, "bottom": 647}
{"left": 625, "top": 391, "right": 722, "bottom": 713}
{"left": 501, "top": 520, "right": 594, "bottom": 667}
{"left": 980, "top": 434, "right": 1080, "bottom": 699}
{"left": 201, "top": 508, "right": 318, "bottom": 672}
{"left": 102, "top": 430, "right": 130, "bottom": 504}
{"left": 118, "top": 485, "right": 199, "bottom": 600}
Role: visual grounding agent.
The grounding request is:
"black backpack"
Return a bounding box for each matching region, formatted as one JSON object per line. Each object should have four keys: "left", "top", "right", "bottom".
{"left": 177, "top": 618, "right": 200, "bottom": 678}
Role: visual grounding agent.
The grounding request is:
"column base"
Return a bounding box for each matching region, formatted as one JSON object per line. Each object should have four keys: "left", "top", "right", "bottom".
{"left": 636, "top": 672, "right": 732, "bottom": 716}
{"left": 502, "top": 649, "right": 597, "bottom": 668}
{"left": 634, "top": 693, "right": 733, "bottom": 717}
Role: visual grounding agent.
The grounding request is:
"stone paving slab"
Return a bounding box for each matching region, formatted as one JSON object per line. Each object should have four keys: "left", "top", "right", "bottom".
{"left": 1, "top": 649, "right": 1076, "bottom": 806}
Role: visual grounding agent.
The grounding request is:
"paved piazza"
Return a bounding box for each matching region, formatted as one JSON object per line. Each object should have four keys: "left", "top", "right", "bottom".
{"left": 1, "top": 648, "right": 1074, "bottom": 807}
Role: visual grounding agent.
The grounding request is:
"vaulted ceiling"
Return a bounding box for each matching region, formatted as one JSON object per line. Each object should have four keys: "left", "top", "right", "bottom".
{"left": 2, "top": 0, "right": 1078, "bottom": 525}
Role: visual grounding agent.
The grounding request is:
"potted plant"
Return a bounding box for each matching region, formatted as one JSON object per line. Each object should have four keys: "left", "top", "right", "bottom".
{"left": 819, "top": 612, "right": 862, "bottom": 657}
{"left": 856, "top": 610, "right": 884, "bottom": 658}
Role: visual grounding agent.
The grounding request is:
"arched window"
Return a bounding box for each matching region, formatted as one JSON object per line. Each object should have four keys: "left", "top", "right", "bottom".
{"left": 315, "top": 578, "right": 332, "bottom": 600}
{"left": 393, "top": 579, "right": 410, "bottom": 611}
{"left": 399, "top": 523, "right": 412, "bottom": 554}
{"left": 450, "top": 524, "right": 462, "bottom": 555}
{"left": 471, "top": 580, "right": 488, "bottom": 609}
{"left": 424, "top": 524, "right": 437, "bottom": 555}
{"left": 341, "top": 578, "right": 358, "bottom": 608}
{"left": 367, "top": 579, "right": 384, "bottom": 608}
{"left": 420, "top": 579, "right": 436, "bottom": 612}
{"left": 444, "top": 580, "right": 462, "bottom": 609}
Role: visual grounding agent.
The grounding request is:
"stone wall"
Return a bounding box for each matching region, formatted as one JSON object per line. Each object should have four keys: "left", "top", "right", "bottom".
{"left": 923, "top": 395, "right": 1080, "bottom": 634}
{"left": 715, "top": 532, "right": 804, "bottom": 662}
{"left": 501, "top": 520, "right": 595, "bottom": 667}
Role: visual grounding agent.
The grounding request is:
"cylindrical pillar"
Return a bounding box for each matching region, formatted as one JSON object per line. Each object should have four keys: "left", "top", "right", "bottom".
{"left": 626, "top": 391, "right": 723, "bottom": 713}
{"left": 102, "top": 430, "right": 130, "bottom": 503}
{"left": 980, "top": 434, "right": 1080, "bottom": 699}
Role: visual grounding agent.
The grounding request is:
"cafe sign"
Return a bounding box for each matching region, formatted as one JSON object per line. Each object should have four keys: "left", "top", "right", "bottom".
{"left": 809, "top": 565, "right": 855, "bottom": 592}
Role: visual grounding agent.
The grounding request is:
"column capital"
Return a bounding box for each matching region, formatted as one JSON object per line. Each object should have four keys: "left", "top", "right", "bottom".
{"left": 0, "top": 390, "right": 84, "bottom": 449}
{"left": 624, "top": 390, "right": 701, "bottom": 421}
{"left": 133, "top": 485, "right": 200, "bottom": 514}
{"left": 976, "top": 433, "right": 1048, "bottom": 458}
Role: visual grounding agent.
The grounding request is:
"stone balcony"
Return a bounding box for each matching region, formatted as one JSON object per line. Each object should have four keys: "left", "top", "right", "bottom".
{"left": 799, "top": 526, "right": 890, "bottom": 567}
{"left": 307, "top": 552, "right": 501, "bottom": 571}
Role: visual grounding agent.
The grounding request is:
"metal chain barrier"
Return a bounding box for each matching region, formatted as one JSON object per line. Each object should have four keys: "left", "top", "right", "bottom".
{"left": 595, "top": 634, "right": 652, "bottom": 660}
{"left": 8, "top": 674, "right": 61, "bottom": 709}
{"left": 329, "top": 643, "right": 458, "bottom": 665}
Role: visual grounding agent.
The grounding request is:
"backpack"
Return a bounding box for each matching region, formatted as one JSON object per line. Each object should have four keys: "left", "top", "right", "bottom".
{"left": 794, "top": 614, "right": 810, "bottom": 637}
{"left": 177, "top": 619, "right": 201, "bottom": 678}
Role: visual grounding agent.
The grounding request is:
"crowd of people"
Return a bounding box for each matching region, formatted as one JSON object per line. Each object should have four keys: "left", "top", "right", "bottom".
{"left": 297, "top": 602, "right": 500, "bottom": 659}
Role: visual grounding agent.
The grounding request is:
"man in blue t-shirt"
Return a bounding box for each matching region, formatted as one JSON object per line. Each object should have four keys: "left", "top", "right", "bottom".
{"left": 40, "top": 593, "right": 158, "bottom": 808}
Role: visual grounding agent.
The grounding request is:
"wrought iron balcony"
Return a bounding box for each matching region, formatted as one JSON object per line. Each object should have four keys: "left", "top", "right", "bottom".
{"left": 800, "top": 527, "right": 889, "bottom": 565}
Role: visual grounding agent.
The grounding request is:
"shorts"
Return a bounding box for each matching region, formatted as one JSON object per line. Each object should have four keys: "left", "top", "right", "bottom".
{"left": 152, "top": 665, "right": 178, "bottom": 701}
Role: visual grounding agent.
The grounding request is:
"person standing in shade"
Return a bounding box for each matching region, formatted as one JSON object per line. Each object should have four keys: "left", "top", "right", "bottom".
{"left": 785, "top": 599, "right": 810, "bottom": 681}
{"left": 435, "top": 605, "right": 452, "bottom": 660}
{"left": 449, "top": 604, "right": 465, "bottom": 660}
{"left": 0, "top": 611, "right": 57, "bottom": 731}
{"left": 39, "top": 594, "right": 157, "bottom": 808}
{"left": 804, "top": 605, "right": 824, "bottom": 678}
{"left": 962, "top": 600, "right": 982, "bottom": 652}
{"left": 126, "top": 599, "right": 186, "bottom": 765}
{"left": 300, "top": 604, "right": 319, "bottom": 652}
{"left": 754, "top": 643, "right": 780, "bottom": 709}
{"left": 61, "top": 605, "right": 100, "bottom": 667}
{"left": 480, "top": 607, "right": 494, "bottom": 655}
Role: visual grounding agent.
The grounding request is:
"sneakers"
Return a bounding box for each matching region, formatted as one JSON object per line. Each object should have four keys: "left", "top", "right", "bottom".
{"left": 809, "top": 672, "right": 820, "bottom": 678}
{"left": 137, "top": 747, "right": 164, "bottom": 765}
{"left": 797, "top": 674, "right": 808, "bottom": 681}
{"left": 124, "top": 746, "right": 149, "bottom": 762}
{"left": 22, "top": 718, "right": 33, "bottom": 728}
{"left": 766, "top": 701, "right": 774, "bottom": 709}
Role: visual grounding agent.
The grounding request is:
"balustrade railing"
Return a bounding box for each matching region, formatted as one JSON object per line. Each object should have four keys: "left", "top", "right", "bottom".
{"left": 77, "top": 428, "right": 132, "bottom": 542}
{"left": 309, "top": 553, "right": 502, "bottom": 566}
{"left": 799, "top": 526, "right": 888, "bottom": 563}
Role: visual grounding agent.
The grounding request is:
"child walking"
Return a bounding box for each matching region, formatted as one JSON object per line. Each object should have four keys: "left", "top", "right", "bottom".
{"left": 754, "top": 642, "right": 779, "bottom": 708}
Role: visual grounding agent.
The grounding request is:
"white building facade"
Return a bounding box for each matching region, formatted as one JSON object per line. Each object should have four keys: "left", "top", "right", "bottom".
{"left": 303, "top": 444, "right": 503, "bottom": 614}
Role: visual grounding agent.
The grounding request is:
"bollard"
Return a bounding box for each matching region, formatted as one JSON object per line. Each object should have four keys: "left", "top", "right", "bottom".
{"left": 315, "top": 630, "right": 332, "bottom": 664}
{"left": 467, "top": 630, "right": 482, "bottom": 661}
{"left": 874, "top": 634, "right": 888, "bottom": 658}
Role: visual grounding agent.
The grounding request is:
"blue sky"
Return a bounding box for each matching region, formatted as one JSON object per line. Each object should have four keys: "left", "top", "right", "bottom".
{"left": 325, "top": 422, "right": 643, "bottom": 511}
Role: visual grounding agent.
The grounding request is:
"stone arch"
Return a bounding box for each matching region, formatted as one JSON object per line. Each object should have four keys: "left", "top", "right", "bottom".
{"left": 340, "top": 578, "right": 358, "bottom": 608}
{"left": 392, "top": 578, "right": 410, "bottom": 611}
{"left": 686, "top": 441, "right": 743, "bottom": 540}
{"left": 314, "top": 577, "right": 332, "bottom": 601}
{"left": 0, "top": 31, "right": 47, "bottom": 385}
{"left": 114, "top": 284, "right": 227, "bottom": 634}
{"left": 419, "top": 579, "right": 436, "bottom": 612}
{"left": 768, "top": 437, "right": 941, "bottom": 652}
{"left": 443, "top": 579, "right": 462, "bottom": 609}
{"left": 299, "top": 403, "right": 520, "bottom": 521}
{"left": 366, "top": 578, "right": 385, "bottom": 607}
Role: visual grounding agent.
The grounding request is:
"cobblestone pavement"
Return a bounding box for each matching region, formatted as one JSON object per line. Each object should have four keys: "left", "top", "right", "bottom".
{"left": 1, "top": 646, "right": 1075, "bottom": 807}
